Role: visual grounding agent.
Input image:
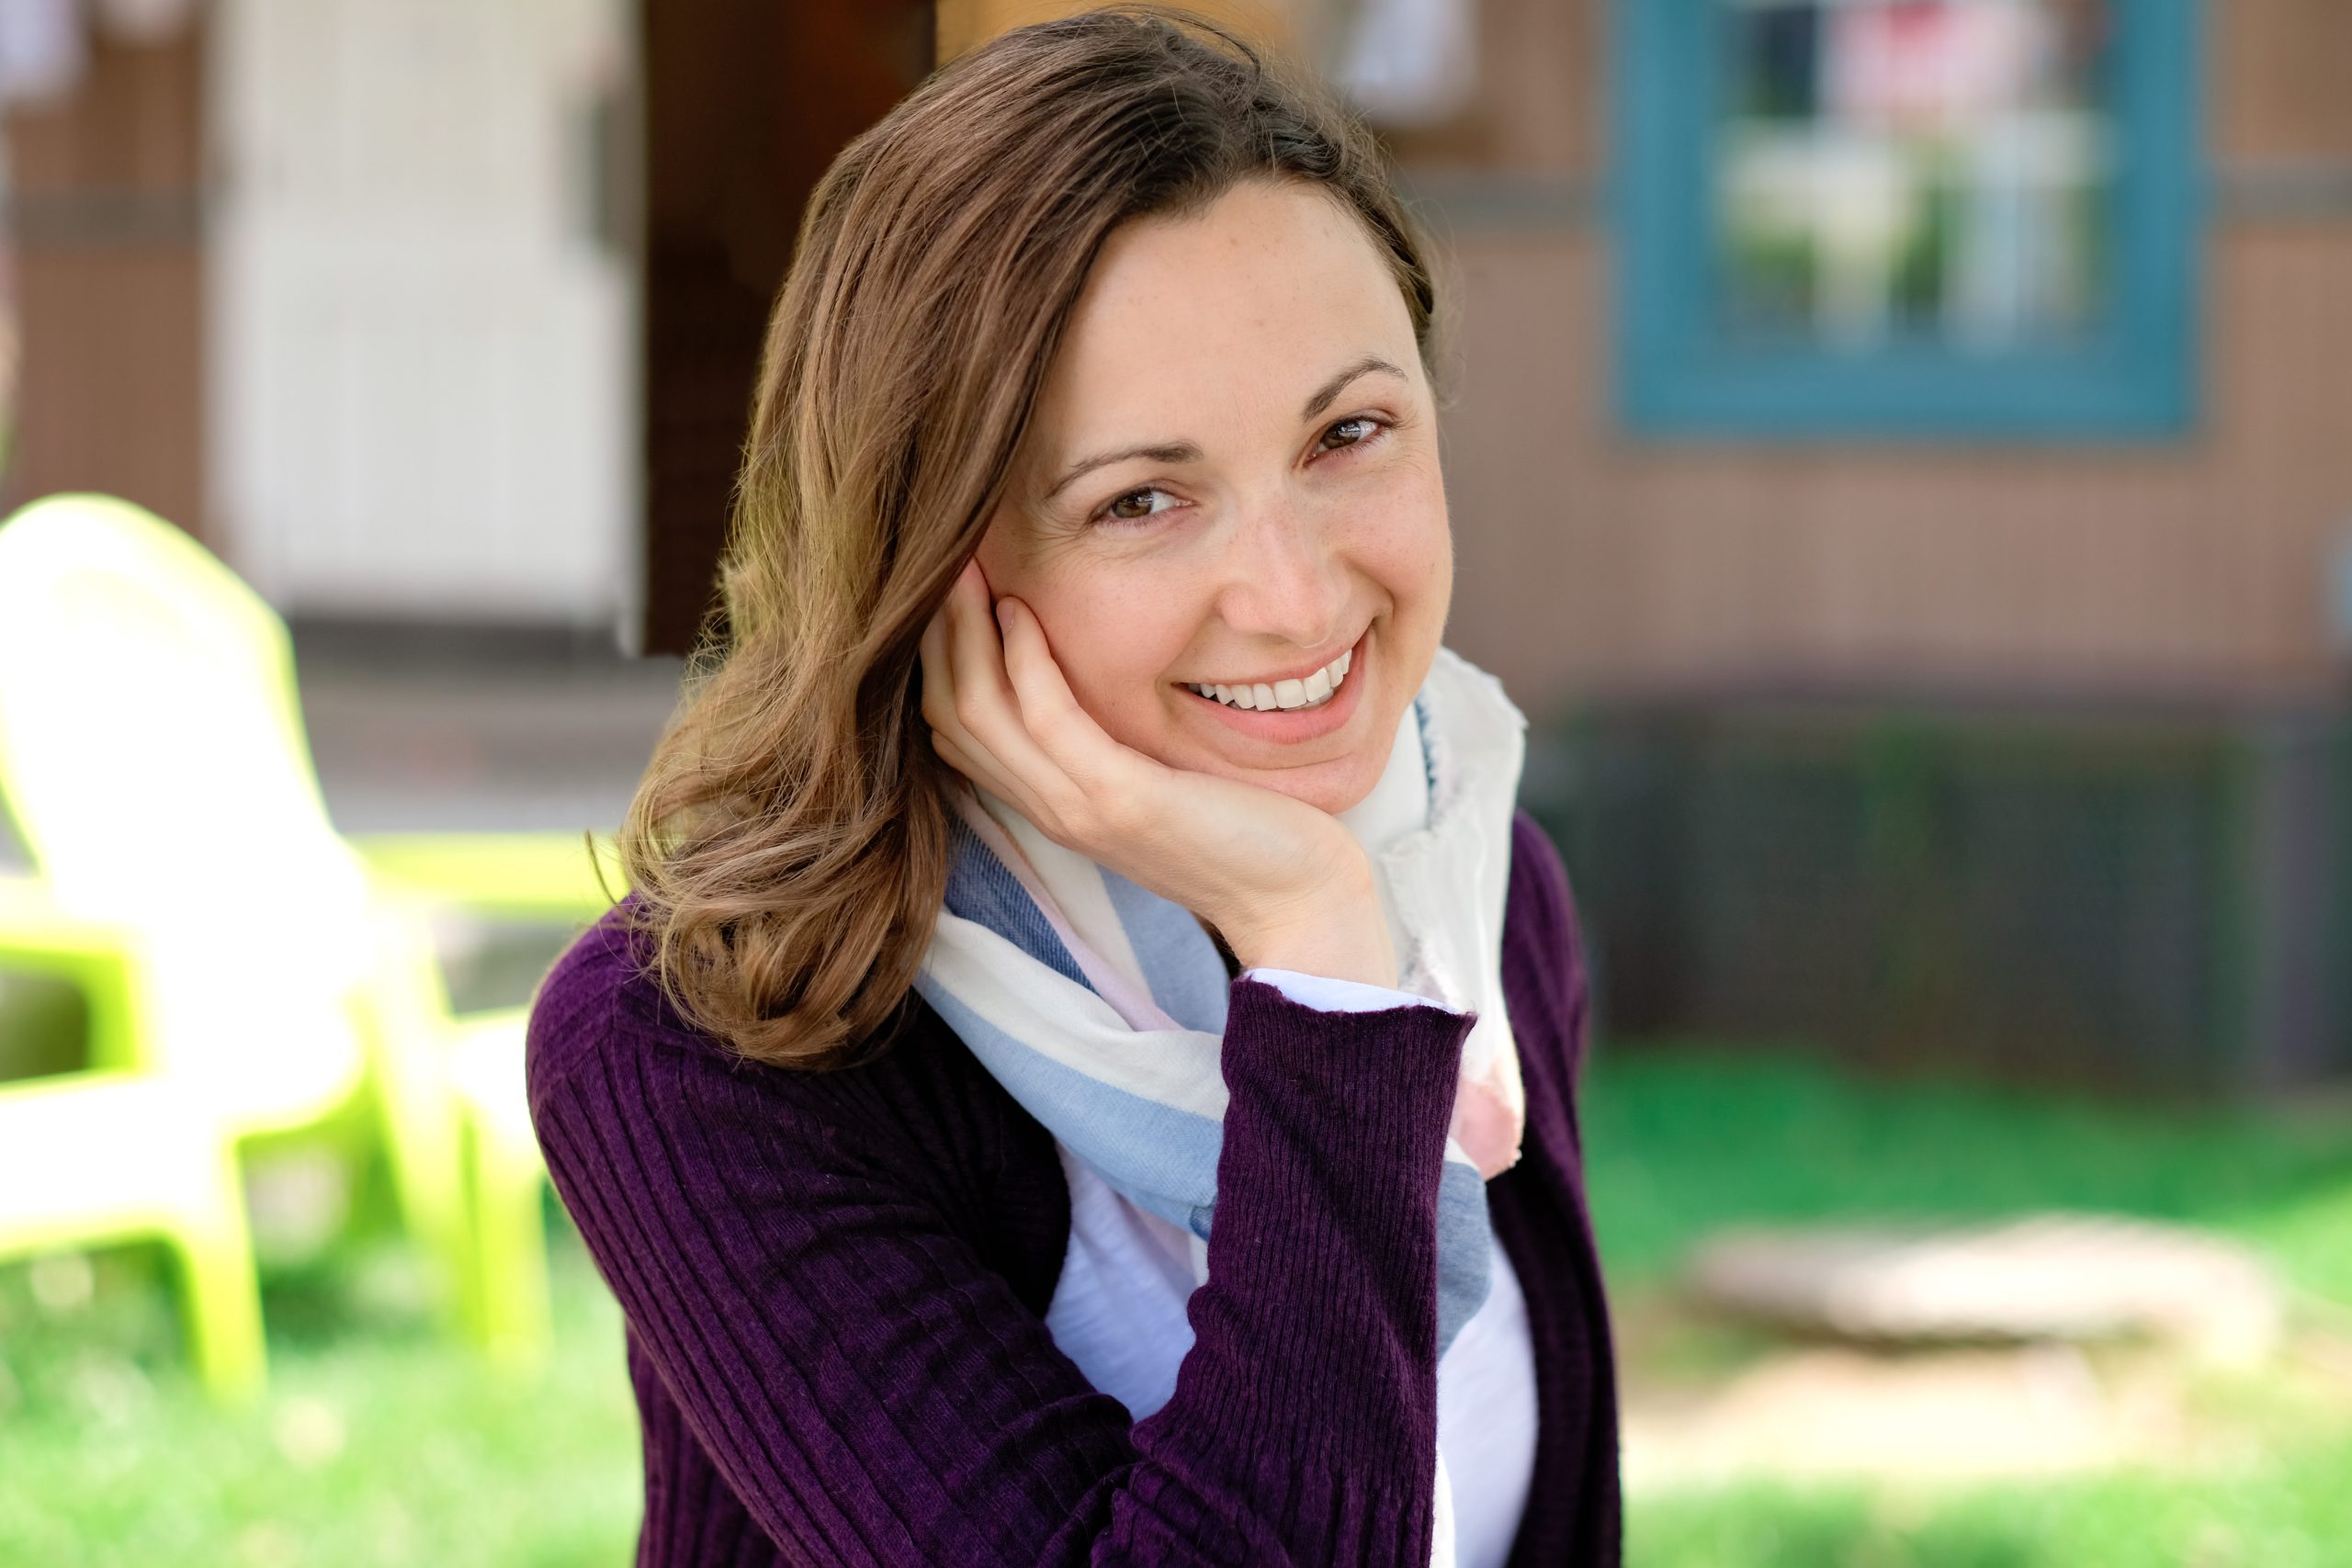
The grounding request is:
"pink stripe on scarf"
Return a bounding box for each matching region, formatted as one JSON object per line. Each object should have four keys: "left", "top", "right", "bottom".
{"left": 1451, "top": 1059, "right": 1524, "bottom": 1178}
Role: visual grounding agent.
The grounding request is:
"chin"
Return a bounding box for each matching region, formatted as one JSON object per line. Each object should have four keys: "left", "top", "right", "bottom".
{"left": 1192, "top": 738, "right": 1388, "bottom": 817}
{"left": 1115, "top": 676, "right": 1415, "bottom": 818}
{"left": 1261, "top": 773, "right": 1375, "bottom": 817}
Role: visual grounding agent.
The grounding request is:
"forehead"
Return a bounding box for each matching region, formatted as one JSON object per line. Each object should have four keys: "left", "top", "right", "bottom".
{"left": 1027, "top": 181, "right": 1419, "bottom": 449}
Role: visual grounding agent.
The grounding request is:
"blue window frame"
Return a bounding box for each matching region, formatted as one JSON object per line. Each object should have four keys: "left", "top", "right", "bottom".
{"left": 1613, "top": 0, "right": 2201, "bottom": 439}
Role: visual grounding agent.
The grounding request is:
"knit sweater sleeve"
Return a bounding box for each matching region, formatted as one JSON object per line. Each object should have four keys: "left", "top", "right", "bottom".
{"left": 526, "top": 922, "right": 1473, "bottom": 1566}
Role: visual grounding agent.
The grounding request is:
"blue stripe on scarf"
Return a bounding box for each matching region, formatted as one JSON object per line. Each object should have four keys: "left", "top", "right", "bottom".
{"left": 942, "top": 819, "right": 1088, "bottom": 988}
{"left": 1412, "top": 693, "right": 1439, "bottom": 800}
{"left": 918, "top": 985, "right": 1225, "bottom": 1236}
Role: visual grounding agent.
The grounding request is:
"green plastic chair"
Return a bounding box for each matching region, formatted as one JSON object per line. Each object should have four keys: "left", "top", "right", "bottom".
{"left": 0, "top": 1067, "right": 266, "bottom": 1395}
{"left": 0, "top": 494, "right": 618, "bottom": 1388}
{"left": 0, "top": 879, "right": 266, "bottom": 1398}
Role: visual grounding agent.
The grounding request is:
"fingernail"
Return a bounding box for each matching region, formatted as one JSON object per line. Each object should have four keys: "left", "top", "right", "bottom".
{"left": 995, "top": 600, "right": 1012, "bottom": 629}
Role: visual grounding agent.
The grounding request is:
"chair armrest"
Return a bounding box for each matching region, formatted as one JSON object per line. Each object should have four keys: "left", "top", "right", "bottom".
{"left": 345, "top": 831, "right": 625, "bottom": 922}
{"left": 0, "top": 875, "right": 137, "bottom": 962}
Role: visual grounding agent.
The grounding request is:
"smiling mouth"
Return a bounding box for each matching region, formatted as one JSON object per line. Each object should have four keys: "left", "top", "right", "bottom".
{"left": 1182, "top": 647, "right": 1353, "bottom": 712}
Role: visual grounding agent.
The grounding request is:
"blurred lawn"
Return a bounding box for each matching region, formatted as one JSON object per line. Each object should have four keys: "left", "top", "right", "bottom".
{"left": 0, "top": 1235, "right": 639, "bottom": 1566}
{"left": 0, "top": 1043, "right": 2346, "bottom": 1564}
{"left": 1583, "top": 1047, "right": 2352, "bottom": 1568}
{"left": 1581, "top": 1046, "right": 2352, "bottom": 1303}
{"left": 1628, "top": 1444, "right": 2352, "bottom": 1568}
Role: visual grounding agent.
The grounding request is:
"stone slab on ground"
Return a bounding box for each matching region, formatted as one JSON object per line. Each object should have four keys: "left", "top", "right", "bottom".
{"left": 1685, "top": 1213, "right": 2285, "bottom": 1366}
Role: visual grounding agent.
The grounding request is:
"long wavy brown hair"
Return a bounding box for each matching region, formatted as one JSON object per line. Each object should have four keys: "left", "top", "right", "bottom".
{"left": 619, "top": 6, "right": 1444, "bottom": 1069}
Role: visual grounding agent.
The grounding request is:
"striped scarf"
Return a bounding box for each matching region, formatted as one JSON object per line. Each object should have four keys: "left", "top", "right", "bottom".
{"left": 915, "top": 647, "right": 1529, "bottom": 1354}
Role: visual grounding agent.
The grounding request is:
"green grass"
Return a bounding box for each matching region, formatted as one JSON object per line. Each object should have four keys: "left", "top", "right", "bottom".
{"left": 1625, "top": 1440, "right": 2352, "bottom": 1568}
{"left": 1, "top": 1042, "right": 2347, "bottom": 1564}
{"left": 1579, "top": 1044, "right": 2352, "bottom": 1568}
{"left": 1580, "top": 1043, "right": 2352, "bottom": 1305}
{"left": 0, "top": 1232, "right": 639, "bottom": 1567}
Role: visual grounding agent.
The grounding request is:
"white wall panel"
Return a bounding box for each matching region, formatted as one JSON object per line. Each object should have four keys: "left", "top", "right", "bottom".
{"left": 209, "top": 0, "right": 636, "bottom": 625}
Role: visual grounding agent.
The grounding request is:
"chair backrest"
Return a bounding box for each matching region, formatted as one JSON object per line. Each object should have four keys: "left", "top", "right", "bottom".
{"left": 0, "top": 495, "right": 370, "bottom": 1116}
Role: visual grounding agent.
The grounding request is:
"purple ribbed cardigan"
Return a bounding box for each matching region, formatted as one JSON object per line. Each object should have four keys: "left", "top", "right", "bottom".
{"left": 526, "top": 811, "right": 1621, "bottom": 1565}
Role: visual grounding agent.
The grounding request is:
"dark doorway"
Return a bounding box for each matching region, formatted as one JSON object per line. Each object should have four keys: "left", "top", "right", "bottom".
{"left": 639, "top": 0, "right": 934, "bottom": 655}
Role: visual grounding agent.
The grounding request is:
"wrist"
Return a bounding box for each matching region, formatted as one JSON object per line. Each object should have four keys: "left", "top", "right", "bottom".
{"left": 1234, "top": 924, "right": 1396, "bottom": 991}
{"left": 1224, "top": 859, "right": 1396, "bottom": 990}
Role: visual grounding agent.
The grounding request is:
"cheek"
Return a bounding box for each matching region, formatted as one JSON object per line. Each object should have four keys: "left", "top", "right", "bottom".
{"left": 1342, "top": 464, "right": 1453, "bottom": 626}
{"left": 1011, "top": 570, "right": 1196, "bottom": 748}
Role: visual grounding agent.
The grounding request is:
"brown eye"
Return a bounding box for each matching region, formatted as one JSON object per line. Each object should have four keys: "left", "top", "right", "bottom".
{"left": 1318, "top": 417, "right": 1380, "bottom": 452}
{"left": 1097, "top": 486, "right": 1177, "bottom": 525}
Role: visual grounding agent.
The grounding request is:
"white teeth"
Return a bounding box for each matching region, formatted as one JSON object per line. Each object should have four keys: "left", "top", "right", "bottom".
{"left": 1185, "top": 646, "right": 1357, "bottom": 711}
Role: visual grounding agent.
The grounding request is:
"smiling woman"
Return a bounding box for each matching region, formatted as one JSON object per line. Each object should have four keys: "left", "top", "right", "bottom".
{"left": 526, "top": 7, "right": 1621, "bottom": 1565}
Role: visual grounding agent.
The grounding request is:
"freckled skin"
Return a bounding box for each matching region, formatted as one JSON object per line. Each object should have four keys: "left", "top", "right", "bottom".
{"left": 975, "top": 180, "right": 1453, "bottom": 818}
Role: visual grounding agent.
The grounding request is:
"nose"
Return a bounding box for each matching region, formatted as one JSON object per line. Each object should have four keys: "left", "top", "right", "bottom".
{"left": 1210, "top": 503, "right": 1348, "bottom": 651}
{"left": 1207, "top": 494, "right": 1350, "bottom": 652}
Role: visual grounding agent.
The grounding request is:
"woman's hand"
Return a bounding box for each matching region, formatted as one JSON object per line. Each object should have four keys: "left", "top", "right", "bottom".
{"left": 920, "top": 558, "right": 1396, "bottom": 989}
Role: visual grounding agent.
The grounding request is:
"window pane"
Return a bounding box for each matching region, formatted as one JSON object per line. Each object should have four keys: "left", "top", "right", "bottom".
{"left": 1715, "top": 0, "right": 2114, "bottom": 353}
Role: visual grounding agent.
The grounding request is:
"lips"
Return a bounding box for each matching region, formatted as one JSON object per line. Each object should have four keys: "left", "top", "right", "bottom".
{"left": 1178, "top": 631, "right": 1369, "bottom": 741}
{"left": 1183, "top": 647, "right": 1352, "bottom": 712}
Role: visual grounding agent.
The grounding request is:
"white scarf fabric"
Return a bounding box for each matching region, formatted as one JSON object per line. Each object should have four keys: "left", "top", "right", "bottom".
{"left": 915, "top": 646, "right": 1530, "bottom": 1563}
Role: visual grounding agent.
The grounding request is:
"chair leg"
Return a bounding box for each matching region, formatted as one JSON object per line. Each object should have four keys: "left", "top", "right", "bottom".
{"left": 465, "top": 1119, "right": 551, "bottom": 1370}
{"left": 378, "top": 1066, "right": 468, "bottom": 1309}
{"left": 350, "top": 926, "right": 469, "bottom": 1314}
{"left": 170, "top": 1147, "right": 267, "bottom": 1402}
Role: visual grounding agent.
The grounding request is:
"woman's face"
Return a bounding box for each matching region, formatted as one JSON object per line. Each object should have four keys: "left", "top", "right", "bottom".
{"left": 976, "top": 179, "right": 1452, "bottom": 817}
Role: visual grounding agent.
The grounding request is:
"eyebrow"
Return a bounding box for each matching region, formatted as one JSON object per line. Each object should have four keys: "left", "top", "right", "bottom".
{"left": 1041, "top": 441, "right": 1203, "bottom": 502}
{"left": 1039, "top": 354, "right": 1412, "bottom": 502}
{"left": 1299, "top": 354, "right": 1409, "bottom": 422}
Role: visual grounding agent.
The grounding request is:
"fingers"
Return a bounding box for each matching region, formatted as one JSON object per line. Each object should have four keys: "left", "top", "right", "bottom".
{"left": 917, "top": 593, "right": 952, "bottom": 722}
{"left": 929, "top": 728, "right": 1012, "bottom": 806}
{"left": 921, "top": 560, "right": 1069, "bottom": 827}
{"left": 946, "top": 571, "right": 1067, "bottom": 797}
{"left": 994, "top": 596, "right": 1141, "bottom": 806}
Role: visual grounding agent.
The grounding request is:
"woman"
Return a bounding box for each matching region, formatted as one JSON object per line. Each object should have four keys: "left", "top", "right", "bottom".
{"left": 527, "top": 9, "right": 1620, "bottom": 1564}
